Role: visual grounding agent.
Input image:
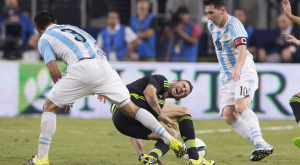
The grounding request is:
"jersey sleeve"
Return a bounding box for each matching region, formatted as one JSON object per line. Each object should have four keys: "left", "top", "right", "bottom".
{"left": 124, "top": 26, "right": 138, "bottom": 44}
{"left": 38, "top": 38, "right": 56, "bottom": 64}
{"left": 229, "top": 19, "right": 248, "bottom": 41}
{"left": 147, "top": 75, "right": 169, "bottom": 93}
{"left": 191, "top": 23, "right": 201, "bottom": 38}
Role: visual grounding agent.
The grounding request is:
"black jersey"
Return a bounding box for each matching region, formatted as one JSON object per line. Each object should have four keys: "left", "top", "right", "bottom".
{"left": 126, "top": 74, "right": 170, "bottom": 118}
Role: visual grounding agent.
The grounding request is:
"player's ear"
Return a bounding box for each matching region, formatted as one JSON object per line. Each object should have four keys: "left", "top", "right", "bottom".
{"left": 55, "top": 20, "right": 57, "bottom": 24}
{"left": 170, "top": 79, "right": 177, "bottom": 85}
{"left": 221, "top": 6, "right": 226, "bottom": 13}
{"left": 36, "top": 28, "right": 41, "bottom": 34}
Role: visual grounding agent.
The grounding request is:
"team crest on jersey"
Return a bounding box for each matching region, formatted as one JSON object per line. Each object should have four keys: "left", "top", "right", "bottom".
{"left": 225, "top": 35, "right": 227, "bottom": 39}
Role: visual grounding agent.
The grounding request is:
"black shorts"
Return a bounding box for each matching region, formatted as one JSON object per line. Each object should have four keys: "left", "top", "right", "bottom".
{"left": 112, "top": 106, "right": 152, "bottom": 140}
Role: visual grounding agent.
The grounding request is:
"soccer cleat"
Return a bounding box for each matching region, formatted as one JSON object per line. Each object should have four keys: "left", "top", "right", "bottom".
{"left": 250, "top": 143, "right": 274, "bottom": 161}
{"left": 294, "top": 137, "right": 300, "bottom": 147}
{"left": 189, "top": 156, "right": 215, "bottom": 165}
{"left": 23, "top": 155, "right": 49, "bottom": 165}
{"left": 169, "top": 138, "right": 186, "bottom": 158}
{"left": 138, "top": 154, "right": 162, "bottom": 165}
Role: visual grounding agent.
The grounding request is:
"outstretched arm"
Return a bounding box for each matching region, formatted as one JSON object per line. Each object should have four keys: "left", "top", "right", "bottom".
{"left": 143, "top": 84, "right": 178, "bottom": 129}
{"left": 282, "top": 0, "right": 300, "bottom": 25}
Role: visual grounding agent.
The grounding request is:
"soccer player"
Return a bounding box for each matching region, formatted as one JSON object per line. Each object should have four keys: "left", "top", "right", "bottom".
{"left": 282, "top": 0, "right": 300, "bottom": 147}
{"left": 202, "top": 0, "right": 274, "bottom": 161}
{"left": 22, "top": 11, "right": 183, "bottom": 165}
{"left": 102, "top": 74, "right": 214, "bottom": 165}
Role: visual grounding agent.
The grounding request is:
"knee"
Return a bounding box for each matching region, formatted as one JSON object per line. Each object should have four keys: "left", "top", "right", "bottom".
{"left": 235, "top": 102, "right": 248, "bottom": 114}
{"left": 223, "top": 112, "right": 237, "bottom": 125}
{"left": 182, "top": 107, "right": 191, "bottom": 115}
{"left": 43, "top": 103, "right": 49, "bottom": 113}
{"left": 295, "top": 93, "right": 300, "bottom": 98}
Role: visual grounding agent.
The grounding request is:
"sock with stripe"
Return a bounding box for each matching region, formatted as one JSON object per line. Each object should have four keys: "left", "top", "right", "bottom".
{"left": 149, "top": 139, "right": 170, "bottom": 158}
{"left": 135, "top": 109, "right": 173, "bottom": 145}
{"left": 37, "top": 112, "right": 56, "bottom": 160}
{"left": 240, "top": 109, "right": 267, "bottom": 145}
{"left": 289, "top": 95, "right": 300, "bottom": 127}
{"left": 231, "top": 117, "right": 252, "bottom": 143}
{"left": 178, "top": 114, "right": 199, "bottom": 160}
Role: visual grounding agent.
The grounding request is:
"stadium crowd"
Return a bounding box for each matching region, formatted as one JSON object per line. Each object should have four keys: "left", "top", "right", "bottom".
{"left": 1, "top": 0, "right": 300, "bottom": 63}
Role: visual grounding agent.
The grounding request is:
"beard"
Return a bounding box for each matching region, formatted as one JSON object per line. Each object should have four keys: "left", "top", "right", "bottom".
{"left": 168, "top": 83, "right": 176, "bottom": 98}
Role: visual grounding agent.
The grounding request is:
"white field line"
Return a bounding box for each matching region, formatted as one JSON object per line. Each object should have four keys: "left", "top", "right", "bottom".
{"left": 183, "top": 125, "right": 299, "bottom": 135}
{"left": 0, "top": 125, "right": 298, "bottom": 135}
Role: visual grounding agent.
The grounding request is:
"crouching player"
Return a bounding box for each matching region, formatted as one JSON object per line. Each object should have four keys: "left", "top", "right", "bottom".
{"left": 282, "top": 0, "right": 300, "bottom": 147}
{"left": 100, "top": 74, "right": 215, "bottom": 165}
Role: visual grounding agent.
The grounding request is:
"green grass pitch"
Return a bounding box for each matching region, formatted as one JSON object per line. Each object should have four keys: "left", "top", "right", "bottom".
{"left": 0, "top": 118, "right": 299, "bottom": 165}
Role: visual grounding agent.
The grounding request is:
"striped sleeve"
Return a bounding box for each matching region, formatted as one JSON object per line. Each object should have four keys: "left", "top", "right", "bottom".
{"left": 38, "top": 38, "right": 56, "bottom": 64}
{"left": 229, "top": 18, "right": 248, "bottom": 41}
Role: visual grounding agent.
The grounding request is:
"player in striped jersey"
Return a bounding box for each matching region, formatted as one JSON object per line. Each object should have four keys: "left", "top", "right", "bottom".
{"left": 23, "top": 11, "right": 183, "bottom": 165}
{"left": 202, "top": 0, "right": 274, "bottom": 161}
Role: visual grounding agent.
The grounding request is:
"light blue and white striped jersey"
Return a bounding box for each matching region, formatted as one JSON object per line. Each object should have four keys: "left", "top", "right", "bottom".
{"left": 207, "top": 15, "right": 256, "bottom": 85}
{"left": 38, "top": 24, "right": 106, "bottom": 65}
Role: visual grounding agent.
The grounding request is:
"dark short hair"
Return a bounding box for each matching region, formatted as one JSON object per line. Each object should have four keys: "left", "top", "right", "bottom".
{"left": 107, "top": 10, "right": 120, "bottom": 17}
{"left": 202, "top": 0, "right": 225, "bottom": 9}
{"left": 136, "top": 0, "right": 150, "bottom": 3}
{"left": 177, "top": 6, "right": 190, "bottom": 14}
{"left": 34, "top": 10, "right": 55, "bottom": 30}
{"left": 178, "top": 80, "right": 193, "bottom": 94}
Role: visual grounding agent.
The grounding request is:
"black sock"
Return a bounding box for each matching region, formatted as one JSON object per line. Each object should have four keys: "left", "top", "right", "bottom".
{"left": 178, "top": 114, "right": 199, "bottom": 160}
{"left": 290, "top": 95, "right": 300, "bottom": 123}
{"left": 149, "top": 139, "right": 170, "bottom": 158}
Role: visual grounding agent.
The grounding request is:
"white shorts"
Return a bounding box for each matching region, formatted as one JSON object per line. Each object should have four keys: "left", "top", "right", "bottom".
{"left": 48, "top": 59, "right": 130, "bottom": 108}
{"left": 219, "top": 71, "right": 258, "bottom": 117}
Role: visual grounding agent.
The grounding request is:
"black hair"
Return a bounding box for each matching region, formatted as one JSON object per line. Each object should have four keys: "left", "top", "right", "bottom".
{"left": 34, "top": 10, "right": 55, "bottom": 30}
{"left": 107, "top": 9, "right": 120, "bottom": 17}
{"left": 202, "top": 0, "right": 225, "bottom": 9}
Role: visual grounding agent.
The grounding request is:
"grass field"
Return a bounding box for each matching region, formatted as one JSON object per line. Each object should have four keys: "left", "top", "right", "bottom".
{"left": 0, "top": 118, "right": 299, "bottom": 165}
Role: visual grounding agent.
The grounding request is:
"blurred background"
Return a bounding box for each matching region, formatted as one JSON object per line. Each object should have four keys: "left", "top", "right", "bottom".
{"left": 1, "top": 0, "right": 300, "bottom": 120}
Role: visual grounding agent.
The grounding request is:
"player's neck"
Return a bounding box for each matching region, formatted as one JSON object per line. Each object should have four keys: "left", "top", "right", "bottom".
{"left": 40, "top": 23, "right": 55, "bottom": 34}
{"left": 164, "top": 91, "right": 170, "bottom": 99}
{"left": 138, "top": 12, "right": 148, "bottom": 20}
{"left": 217, "top": 13, "right": 228, "bottom": 29}
{"left": 109, "top": 24, "right": 116, "bottom": 30}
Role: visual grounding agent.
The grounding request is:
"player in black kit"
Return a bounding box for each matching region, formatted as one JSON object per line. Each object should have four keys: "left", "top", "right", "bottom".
{"left": 99, "top": 74, "right": 215, "bottom": 165}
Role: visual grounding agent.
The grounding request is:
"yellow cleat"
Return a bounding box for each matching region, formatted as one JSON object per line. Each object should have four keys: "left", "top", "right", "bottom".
{"left": 23, "top": 155, "right": 49, "bottom": 165}
{"left": 189, "top": 155, "right": 215, "bottom": 165}
{"left": 169, "top": 138, "right": 186, "bottom": 158}
{"left": 138, "top": 154, "right": 162, "bottom": 165}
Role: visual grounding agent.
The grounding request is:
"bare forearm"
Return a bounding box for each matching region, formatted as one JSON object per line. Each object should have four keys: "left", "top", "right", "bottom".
{"left": 178, "top": 31, "right": 198, "bottom": 45}
{"left": 50, "top": 73, "right": 62, "bottom": 84}
{"left": 144, "top": 92, "right": 163, "bottom": 115}
{"left": 235, "top": 46, "right": 248, "bottom": 69}
{"left": 128, "top": 39, "right": 138, "bottom": 52}
{"left": 287, "top": 14, "right": 300, "bottom": 26}
{"left": 137, "top": 29, "right": 155, "bottom": 39}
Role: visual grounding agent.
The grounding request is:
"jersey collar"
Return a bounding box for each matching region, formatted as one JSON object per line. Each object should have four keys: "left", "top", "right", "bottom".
{"left": 217, "top": 14, "right": 231, "bottom": 30}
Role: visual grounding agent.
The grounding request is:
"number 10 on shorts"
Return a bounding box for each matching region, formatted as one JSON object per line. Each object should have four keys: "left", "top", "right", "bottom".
{"left": 240, "top": 86, "right": 248, "bottom": 96}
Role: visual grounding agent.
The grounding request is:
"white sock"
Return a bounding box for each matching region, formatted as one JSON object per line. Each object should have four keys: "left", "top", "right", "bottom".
{"left": 135, "top": 109, "right": 174, "bottom": 145}
{"left": 298, "top": 121, "right": 300, "bottom": 127}
{"left": 37, "top": 112, "right": 56, "bottom": 160}
{"left": 231, "top": 117, "right": 252, "bottom": 142}
{"left": 241, "top": 109, "right": 267, "bottom": 145}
